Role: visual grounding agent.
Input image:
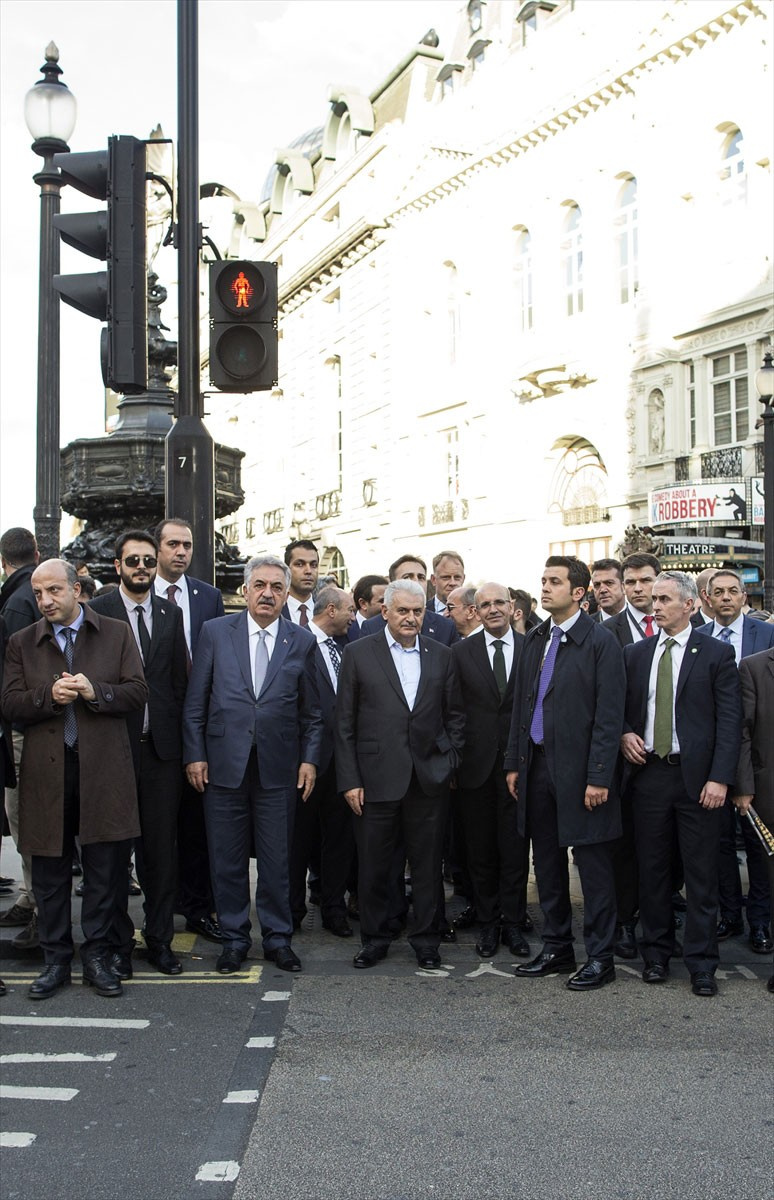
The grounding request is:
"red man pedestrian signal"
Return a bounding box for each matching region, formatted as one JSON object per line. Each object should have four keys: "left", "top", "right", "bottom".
{"left": 209, "top": 261, "right": 278, "bottom": 392}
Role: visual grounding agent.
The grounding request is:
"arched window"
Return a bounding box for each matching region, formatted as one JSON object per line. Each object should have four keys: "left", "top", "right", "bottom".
{"left": 719, "top": 126, "right": 746, "bottom": 206}
{"left": 560, "top": 202, "right": 583, "bottom": 316}
{"left": 548, "top": 436, "right": 609, "bottom": 526}
{"left": 614, "top": 176, "right": 638, "bottom": 304}
{"left": 514, "top": 227, "right": 534, "bottom": 332}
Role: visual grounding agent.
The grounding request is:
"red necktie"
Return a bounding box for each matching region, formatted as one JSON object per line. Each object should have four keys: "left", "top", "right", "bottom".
{"left": 643, "top": 614, "right": 655, "bottom": 637}
{"left": 299, "top": 604, "right": 309, "bottom": 627}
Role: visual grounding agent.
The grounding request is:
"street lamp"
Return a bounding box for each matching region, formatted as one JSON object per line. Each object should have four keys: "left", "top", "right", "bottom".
{"left": 754, "top": 348, "right": 774, "bottom": 613}
{"left": 24, "top": 43, "right": 77, "bottom": 560}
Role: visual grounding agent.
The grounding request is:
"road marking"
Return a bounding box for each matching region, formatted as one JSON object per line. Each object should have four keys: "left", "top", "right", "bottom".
{"left": 222, "top": 1090, "right": 260, "bottom": 1104}
{"left": 0, "top": 966, "right": 262, "bottom": 986}
{"left": 0, "top": 1016, "right": 149, "bottom": 1029}
{"left": 262, "top": 989, "right": 290, "bottom": 1001}
{"left": 195, "top": 1161, "right": 240, "bottom": 1182}
{"left": 246, "top": 1036, "right": 275, "bottom": 1048}
{"left": 464, "top": 962, "right": 513, "bottom": 979}
{"left": 0, "top": 1052, "right": 116, "bottom": 1064}
{"left": 0, "top": 1132, "right": 37, "bottom": 1148}
{"left": 0, "top": 1085, "right": 78, "bottom": 1101}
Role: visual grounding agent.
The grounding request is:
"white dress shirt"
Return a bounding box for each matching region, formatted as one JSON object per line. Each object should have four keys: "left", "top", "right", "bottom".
{"left": 483, "top": 627, "right": 515, "bottom": 680}
{"left": 709, "top": 614, "right": 744, "bottom": 666}
{"left": 644, "top": 623, "right": 693, "bottom": 754}
{"left": 286, "top": 594, "right": 312, "bottom": 625}
{"left": 385, "top": 626, "right": 421, "bottom": 709}
{"left": 624, "top": 603, "right": 655, "bottom": 641}
{"left": 155, "top": 574, "right": 191, "bottom": 653}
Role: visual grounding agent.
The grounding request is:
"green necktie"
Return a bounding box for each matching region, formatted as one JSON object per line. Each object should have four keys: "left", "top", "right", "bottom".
{"left": 653, "top": 637, "right": 676, "bottom": 758}
{"left": 492, "top": 639, "right": 507, "bottom": 699}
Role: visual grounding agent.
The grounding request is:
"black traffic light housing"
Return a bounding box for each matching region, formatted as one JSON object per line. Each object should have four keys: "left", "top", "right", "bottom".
{"left": 53, "top": 135, "right": 147, "bottom": 395}
{"left": 209, "top": 260, "right": 278, "bottom": 392}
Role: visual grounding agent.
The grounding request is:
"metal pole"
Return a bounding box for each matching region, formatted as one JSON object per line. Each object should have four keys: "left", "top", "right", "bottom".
{"left": 33, "top": 142, "right": 66, "bottom": 559}
{"left": 165, "top": 0, "right": 215, "bottom": 582}
{"left": 762, "top": 405, "right": 774, "bottom": 614}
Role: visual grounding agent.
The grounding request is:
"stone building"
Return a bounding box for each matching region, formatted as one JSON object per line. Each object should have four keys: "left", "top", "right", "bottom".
{"left": 206, "top": 0, "right": 772, "bottom": 595}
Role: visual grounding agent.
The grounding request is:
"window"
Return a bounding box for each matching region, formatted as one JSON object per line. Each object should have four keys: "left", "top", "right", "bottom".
{"left": 560, "top": 202, "right": 583, "bottom": 316}
{"left": 719, "top": 127, "right": 747, "bottom": 206}
{"left": 468, "top": 0, "right": 483, "bottom": 34}
{"left": 442, "top": 427, "right": 461, "bottom": 500}
{"left": 688, "top": 363, "right": 696, "bottom": 450}
{"left": 445, "top": 262, "right": 461, "bottom": 365}
{"left": 614, "top": 177, "right": 638, "bottom": 304}
{"left": 712, "top": 347, "right": 749, "bottom": 445}
{"left": 514, "top": 227, "right": 533, "bottom": 332}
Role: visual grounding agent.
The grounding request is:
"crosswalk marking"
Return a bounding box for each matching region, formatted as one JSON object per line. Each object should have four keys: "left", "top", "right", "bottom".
{"left": 1, "top": 1052, "right": 117, "bottom": 1064}
{"left": 0, "top": 1085, "right": 78, "bottom": 1101}
{"left": 0, "top": 1133, "right": 37, "bottom": 1148}
{"left": 246, "top": 1036, "right": 275, "bottom": 1048}
{"left": 195, "top": 1161, "right": 240, "bottom": 1182}
{"left": 0, "top": 1016, "right": 149, "bottom": 1029}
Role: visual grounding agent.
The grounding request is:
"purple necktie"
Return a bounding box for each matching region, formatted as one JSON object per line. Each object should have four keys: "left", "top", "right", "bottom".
{"left": 530, "top": 626, "right": 563, "bottom": 745}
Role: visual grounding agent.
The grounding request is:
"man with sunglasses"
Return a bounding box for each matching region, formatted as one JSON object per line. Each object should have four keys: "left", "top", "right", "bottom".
{"left": 91, "top": 531, "right": 188, "bottom": 977}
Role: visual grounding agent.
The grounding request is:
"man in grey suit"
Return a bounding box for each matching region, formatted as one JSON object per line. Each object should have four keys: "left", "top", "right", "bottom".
{"left": 335, "top": 579, "right": 465, "bottom": 970}
{"left": 183, "top": 555, "right": 323, "bottom": 974}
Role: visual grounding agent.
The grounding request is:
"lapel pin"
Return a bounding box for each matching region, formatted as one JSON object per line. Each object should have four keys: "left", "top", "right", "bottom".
{"left": 691, "top": 647, "right": 698, "bottom": 653}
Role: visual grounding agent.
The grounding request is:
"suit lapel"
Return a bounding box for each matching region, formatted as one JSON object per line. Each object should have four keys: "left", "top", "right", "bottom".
{"left": 146, "top": 595, "right": 168, "bottom": 668}
{"left": 371, "top": 631, "right": 411, "bottom": 708}
{"left": 229, "top": 613, "right": 255, "bottom": 696}
{"left": 471, "top": 632, "right": 501, "bottom": 704}
{"left": 259, "top": 619, "right": 292, "bottom": 697}
{"left": 676, "top": 631, "right": 702, "bottom": 700}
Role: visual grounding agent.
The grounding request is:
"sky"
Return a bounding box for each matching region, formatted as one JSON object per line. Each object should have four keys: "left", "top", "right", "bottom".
{"left": 0, "top": 0, "right": 460, "bottom": 533}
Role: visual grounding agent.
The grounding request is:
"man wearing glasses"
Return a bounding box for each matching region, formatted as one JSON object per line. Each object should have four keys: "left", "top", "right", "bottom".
{"left": 91, "top": 531, "right": 188, "bottom": 977}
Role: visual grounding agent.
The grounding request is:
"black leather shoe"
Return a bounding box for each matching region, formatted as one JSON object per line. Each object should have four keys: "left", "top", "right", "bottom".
{"left": 216, "top": 948, "right": 245, "bottom": 974}
{"left": 501, "top": 924, "right": 530, "bottom": 957}
{"left": 322, "top": 916, "right": 354, "bottom": 938}
{"left": 475, "top": 924, "right": 500, "bottom": 958}
{"left": 29, "top": 964, "right": 71, "bottom": 1000}
{"left": 518, "top": 913, "right": 534, "bottom": 934}
{"left": 82, "top": 957, "right": 122, "bottom": 997}
{"left": 264, "top": 945, "right": 302, "bottom": 972}
{"left": 567, "top": 959, "right": 616, "bottom": 990}
{"left": 716, "top": 916, "right": 744, "bottom": 940}
{"left": 185, "top": 915, "right": 223, "bottom": 943}
{"left": 417, "top": 950, "right": 442, "bottom": 969}
{"left": 110, "top": 952, "right": 133, "bottom": 980}
{"left": 691, "top": 971, "right": 718, "bottom": 997}
{"left": 74, "top": 879, "right": 85, "bottom": 897}
{"left": 642, "top": 961, "right": 669, "bottom": 984}
{"left": 749, "top": 925, "right": 773, "bottom": 954}
{"left": 515, "top": 948, "right": 576, "bottom": 977}
{"left": 614, "top": 923, "right": 638, "bottom": 959}
{"left": 127, "top": 874, "right": 142, "bottom": 896}
{"left": 146, "top": 945, "right": 182, "bottom": 975}
{"left": 453, "top": 904, "right": 478, "bottom": 929}
{"left": 353, "top": 942, "right": 388, "bottom": 969}
{"left": 439, "top": 924, "right": 457, "bottom": 943}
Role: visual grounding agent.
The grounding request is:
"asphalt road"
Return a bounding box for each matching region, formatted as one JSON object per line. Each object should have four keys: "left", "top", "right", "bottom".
{"left": 1, "top": 843, "right": 771, "bottom": 1200}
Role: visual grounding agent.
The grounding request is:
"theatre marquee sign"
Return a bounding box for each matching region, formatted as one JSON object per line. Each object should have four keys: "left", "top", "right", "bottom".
{"left": 648, "top": 483, "right": 748, "bottom": 527}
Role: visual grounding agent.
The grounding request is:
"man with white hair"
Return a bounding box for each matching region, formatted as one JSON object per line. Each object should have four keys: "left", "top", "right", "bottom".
{"left": 335, "top": 579, "right": 465, "bottom": 970}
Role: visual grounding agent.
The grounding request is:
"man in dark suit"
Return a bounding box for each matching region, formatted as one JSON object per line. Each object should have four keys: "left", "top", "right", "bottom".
{"left": 153, "top": 517, "right": 224, "bottom": 944}
{"left": 2, "top": 559, "right": 147, "bottom": 1000}
{"left": 453, "top": 583, "right": 529, "bottom": 959}
{"left": 281, "top": 539, "right": 319, "bottom": 627}
{"left": 620, "top": 570, "right": 742, "bottom": 997}
{"left": 359, "top": 555, "right": 459, "bottom": 646}
{"left": 183, "top": 555, "right": 323, "bottom": 974}
{"left": 290, "top": 586, "right": 357, "bottom": 935}
{"left": 734, "top": 646, "right": 774, "bottom": 991}
{"left": 91, "top": 530, "right": 189, "bottom": 976}
{"left": 590, "top": 558, "right": 625, "bottom": 622}
{"left": 335, "top": 579, "right": 465, "bottom": 969}
{"left": 698, "top": 569, "right": 774, "bottom": 953}
{"left": 505, "top": 556, "right": 626, "bottom": 991}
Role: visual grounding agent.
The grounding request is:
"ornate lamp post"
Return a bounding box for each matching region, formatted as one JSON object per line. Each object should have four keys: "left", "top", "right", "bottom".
{"left": 24, "top": 43, "right": 77, "bottom": 559}
{"left": 754, "top": 348, "right": 774, "bottom": 613}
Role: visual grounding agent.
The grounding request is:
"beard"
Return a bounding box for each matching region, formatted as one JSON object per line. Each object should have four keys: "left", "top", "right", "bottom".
{"left": 120, "top": 571, "right": 153, "bottom": 595}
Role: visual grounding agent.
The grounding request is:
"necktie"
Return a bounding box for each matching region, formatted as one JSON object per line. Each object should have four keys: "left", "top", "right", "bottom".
{"left": 653, "top": 637, "right": 676, "bottom": 758}
{"left": 298, "top": 604, "right": 309, "bottom": 628}
{"left": 325, "top": 637, "right": 341, "bottom": 679}
{"left": 61, "top": 627, "right": 78, "bottom": 749}
{"left": 718, "top": 627, "right": 731, "bottom": 643}
{"left": 643, "top": 614, "right": 655, "bottom": 637}
{"left": 135, "top": 605, "right": 151, "bottom": 663}
{"left": 530, "top": 626, "right": 563, "bottom": 745}
{"left": 254, "top": 629, "right": 268, "bottom": 696}
{"left": 492, "top": 639, "right": 507, "bottom": 699}
{"left": 166, "top": 584, "right": 179, "bottom": 604}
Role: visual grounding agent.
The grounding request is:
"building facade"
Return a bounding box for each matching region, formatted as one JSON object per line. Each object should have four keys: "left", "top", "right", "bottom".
{"left": 205, "top": 0, "right": 773, "bottom": 596}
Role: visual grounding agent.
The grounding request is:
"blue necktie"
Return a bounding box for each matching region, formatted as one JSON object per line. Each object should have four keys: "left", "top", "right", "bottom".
{"left": 325, "top": 638, "right": 341, "bottom": 678}
{"left": 718, "top": 627, "right": 731, "bottom": 644}
{"left": 530, "top": 626, "right": 563, "bottom": 745}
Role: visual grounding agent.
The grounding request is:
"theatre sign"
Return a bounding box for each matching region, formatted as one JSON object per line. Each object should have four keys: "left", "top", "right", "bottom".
{"left": 648, "top": 483, "right": 749, "bottom": 527}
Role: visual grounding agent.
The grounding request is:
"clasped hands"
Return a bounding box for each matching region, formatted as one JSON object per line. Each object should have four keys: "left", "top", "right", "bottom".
{"left": 53, "top": 671, "right": 95, "bottom": 705}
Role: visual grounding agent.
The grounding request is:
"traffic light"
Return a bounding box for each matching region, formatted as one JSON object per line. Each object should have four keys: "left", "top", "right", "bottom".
{"left": 209, "top": 260, "right": 278, "bottom": 392}
{"left": 53, "top": 135, "right": 147, "bottom": 395}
